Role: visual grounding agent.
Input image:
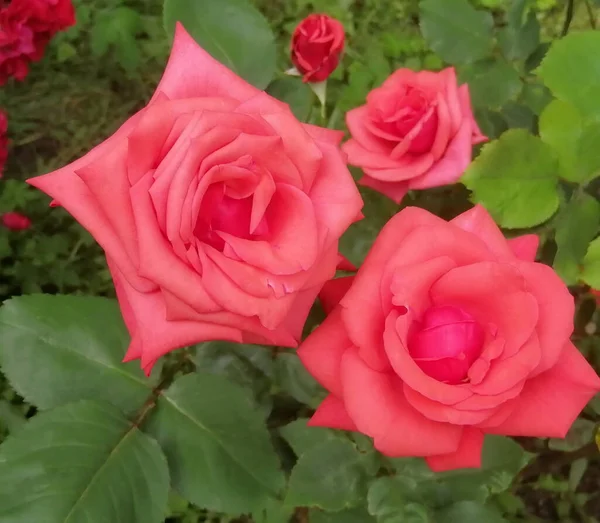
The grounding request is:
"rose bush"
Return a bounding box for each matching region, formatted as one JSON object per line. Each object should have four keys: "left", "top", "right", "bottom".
{"left": 0, "top": 111, "right": 7, "bottom": 177}
{"left": 299, "top": 205, "right": 600, "bottom": 471}
{"left": 28, "top": 23, "right": 363, "bottom": 374}
{"left": 0, "top": 0, "right": 74, "bottom": 84}
{"left": 343, "top": 68, "right": 486, "bottom": 203}
{"left": 290, "top": 13, "right": 344, "bottom": 83}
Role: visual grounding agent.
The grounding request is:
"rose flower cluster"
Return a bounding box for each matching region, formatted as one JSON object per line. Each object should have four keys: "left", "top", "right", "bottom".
{"left": 29, "top": 17, "right": 600, "bottom": 471}
{"left": 0, "top": 0, "right": 75, "bottom": 85}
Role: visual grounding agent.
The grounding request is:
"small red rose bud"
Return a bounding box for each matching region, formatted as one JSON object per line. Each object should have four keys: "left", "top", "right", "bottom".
{"left": 2, "top": 212, "right": 31, "bottom": 231}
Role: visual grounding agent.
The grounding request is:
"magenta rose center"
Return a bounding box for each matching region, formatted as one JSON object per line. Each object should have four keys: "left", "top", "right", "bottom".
{"left": 407, "top": 305, "right": 484, "bottom": 384}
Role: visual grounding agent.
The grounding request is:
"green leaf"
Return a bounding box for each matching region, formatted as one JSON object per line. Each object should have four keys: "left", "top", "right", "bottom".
{"left": 549, "top": 419, "right": 597, "bottom": 451}
{"left": 478, "top": 435, "right": 530, "bottom": 493}
{"left": 275, "top": 352, "right": 326, "bottom": 408}
{"left": 310, "top": 507, "right": 375, "bottom": 522}
{"left": 368, "top": 477, "right": 431, "bottom": 522}
{"left": 285, "top": 439, "right": 365, "bottom": 511}
{"left": 539, "top": 100, "right": 583, "bottom": 182}
{"left": 0, "top": 295, "right": 159, "bottom": 416}
{"left": 266, "top": 77, "right": 313, "bottom": 122}
{"left": 253, "top": 497, "right": 295, "bottom": 523}
{"left": 280, "top": 418, "right": 343, "bottom": 457}
{"left": 462, "top": 129, "right": 560, "bottom": 228}
{"left": 437, "top": 501, "right": 508, "bottom": 523}
{"left": 537, "top": 31, "right": 600, "bottom": 119}
{"left": 578, "top": 121, "right": 600, "bottom": 182}
{"left": 581, "top": 237, "right": 600, "bottom": 289}
{"left": 145, "top": 373, "right": 284, "bottom": 515}
{"left": 498, "top": 0, "right": 540, "bottom": 61}
{"left": 0, "top": 400, "right": 26, "bottom": 434}
{"left": 419, "top": 0, "right": 494, "bottom": 65}
{"left": 501, "top": 102, "right": 535, "bottom": 132}
{"left": 459, "top": 59, "right": 522, "bottom": 109}
{"left": 553, "top": 193, "right": 600, "bottom": 285}
{"left": 193, "top": 341, "right": 274, "bottom": 417}
{"left": 0, "top": 401, "right": 169, "bottom": 523}
{"left": 163, "top": 0, "right": 276, "bottom": 89}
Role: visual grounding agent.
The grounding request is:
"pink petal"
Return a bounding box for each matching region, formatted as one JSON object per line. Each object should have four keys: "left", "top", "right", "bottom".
{"left": 426, "top": 428, "right": 484, "bottom": 472}
{"left": 346, "top": 106, "right": 391, "bottom": 154}
{"left": 341, "top": 347, "right": 463, "bottom": 457}
{"left": 359, "top": 176, "right": 409, "bottom": 204}
{"left": 302, "top": 124, "right": 345, "bottom": 146}
{"left": 319, "top": 276, "right": 354, "bottom": 315}
{"left": 487, "top": 342, "right": 600, "bottom": 438}
{"left": 508, "top": 234, "right": 539, "bottom": 262}
{"left": 297, "top": 307, "right": 352, "bottom": 397}
{"left": 308, "top": 395, "right": 357, "bottom": 431}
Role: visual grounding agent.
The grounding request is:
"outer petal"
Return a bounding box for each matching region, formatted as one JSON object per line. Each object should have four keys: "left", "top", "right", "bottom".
{"left": 487, "top": 342, "right": 600, "bottom": 437}
{"left": 359, "top": 176, "right": 409, "bottom": 204}
{"left": 302, "top": 124, "right": 344, "bottom": 146}
{"left": 153, "top": 23, "right": 262, "bottom": 103}
{"left": 426, "top": 428, "right": 484, "bottom": 472}
{"left": 408, "top": 120, "right": 472, "bottom": 190}
{"left": 508, "top": 234, "right": 539, "bottom": 262}
{"left": 450, "top": 205, "right": 514, "bottom": 260}
{"left": 341, "top": 347, "right": 463, "bottom": 457}
{"left": 346, "top": 106, "right": 391, "bottom": 154}
{"left": 319, "top": 276, "right": 354, "bottom": 315}
{"left": 308, "top": 395, "right": 357, "bottom": 431}
{"left": 297, "top": 307, "right": 352, "bottom": 397}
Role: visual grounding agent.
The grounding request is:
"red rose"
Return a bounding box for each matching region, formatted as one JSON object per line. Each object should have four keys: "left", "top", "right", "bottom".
{"left": 291, "top": 14, "right": 344, "bottom": 83}
{"left": 2, "top": 211, "right": 31, "bottom": 230}
{"left": 343, "top": 68, "right": 487, "bottom": 203}
{"left": 299, "top": 205, "right": 600, "bottom": 471}
{"left": 29, "top": 24, "right": 363, "bottom": 374}
{"left": 9, "top": 0, "right": 75, "bottom": 36}
{"left": 0, "top": 7, "right": 36, "bottom": 84}
{"left": 0, "top": 110, "right": 7, "bottom": 177}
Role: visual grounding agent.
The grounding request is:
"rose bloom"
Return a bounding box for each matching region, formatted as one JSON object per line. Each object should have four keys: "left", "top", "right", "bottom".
{"left": 29, "top": 24, "right": 363, "bottom": 374}
{"left": 291, "top": 14, "right": 344, "bottom": 83}
{"left": 9, "top": 0, "right": 75, "bottom": 36}
{"left": 0, "top": 110, "right": 7, "bottom": 177}
{"left": 299, "top": 205, "right": 600, "bottom": 471}
{"left": 343, "top": 68, "right": 487, "bottom": 203}
{"left": 2, "top": 211, "right": 31, "bottom": 230}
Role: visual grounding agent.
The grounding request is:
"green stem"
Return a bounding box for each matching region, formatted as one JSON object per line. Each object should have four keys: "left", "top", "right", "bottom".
{"left": 561, "top": 0, "right": 575, "bottom": 36}
{"left": 584, "top": 0, "right": 597, "bottom": 29}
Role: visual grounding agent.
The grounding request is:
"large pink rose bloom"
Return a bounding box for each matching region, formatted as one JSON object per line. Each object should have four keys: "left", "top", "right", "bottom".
{"left": 343, "top": 68, "right": 486, "bottom": 203}
{"left": 299, "top": 205, "right": 600, "bottom": 471}
{"left": 29, "top": 24, "right": 363, "bottom": 374}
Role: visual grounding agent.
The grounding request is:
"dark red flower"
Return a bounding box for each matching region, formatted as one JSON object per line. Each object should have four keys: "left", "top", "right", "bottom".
{"left": 2, "top": 212, "right": 31, "bottom": 230}
{"left": 291, "top": 14, "right": 344, "bottom": 83}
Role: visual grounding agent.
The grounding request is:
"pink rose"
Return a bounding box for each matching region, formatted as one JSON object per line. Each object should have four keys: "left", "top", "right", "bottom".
{"left": 299, "top": 205, "right": 600, "bottom": 471}
{"left": 343, "top": 68, "right": 487, "bottom": 203}
{"left": 29, "top": 24, "right": 363, "bottom": 374}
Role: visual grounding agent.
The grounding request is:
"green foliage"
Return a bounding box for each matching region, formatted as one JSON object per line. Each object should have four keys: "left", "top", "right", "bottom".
{"left": 145, "top": 373, "right": 285, "bottom": 515}
{"left": 462, "top": 129, "right": 560, "bottom": 228}
{"left": 0, "top": 401, "right": 170, "bottom": 523}
{"left": 538, "top": 31, "right": 600, "bottom": 119}
{"left": 498, "top": 0, "right": 540, "bottom": 61}
{"left": 458, "top": 59, "right": 522, "bottom": 109}
{"left": 266, "top": 77, "right": 314, "bottom": 121}
{"left": 581, "top": 237, "right": 600, "bottom": 289}
{"left": 0, "top": 295, "right": 159, "bottom": 415}
{"left": 163, "top": 0, "right": 277, "bottom": 89}
{"left": 419, "top": 0, "right": 494, "bottom": 64}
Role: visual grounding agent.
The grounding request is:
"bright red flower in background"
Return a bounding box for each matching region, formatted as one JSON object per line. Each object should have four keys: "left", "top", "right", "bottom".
{"left": 299, "top": 205, "right": 600, "bottom": 471}
{"left": 0, "top": 110, "right": 7, "bottom": 177}
{"left": 0, "top": 0, "right": 74, "bottom": 85}
{"left": 29, "top": 24, "right": 363, "bottom": 374}
{"left": 291, "top": 14, "right": 344, "bottom": 83}
{"left": 2, "top": 211, "right": 31, "bottom": 230}
{"left": 343, "top": 68, "right": 487, "bottom": 203}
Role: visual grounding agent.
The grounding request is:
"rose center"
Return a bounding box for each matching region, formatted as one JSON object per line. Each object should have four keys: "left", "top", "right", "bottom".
{"left": 407, "top": 305, "right": 484, "bottom": 384}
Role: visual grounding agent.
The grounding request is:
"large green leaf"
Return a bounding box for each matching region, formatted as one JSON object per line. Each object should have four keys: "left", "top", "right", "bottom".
{"left": 459, "top": 59, "right": 522, "bottom": 109}
{"left": 163, "top": 0, "right": 276, "bottom": 89}
{"left": 462, "top": 129, "right": 560, "bottom": 228}
{"left": 436, "top": 501, "right": 508, "bottom": 523}
{"left": 267, "top": 77, "right": 313, "bottom": 122}
{"left": 580, "top": 237, "right": 600, "bottom": 289}
{"left": 0, "top": 401, "right": 169, "bottom": 523}
{"left": 553, "top": 193, "right": 600, "bottom": 285}
{"left": 274, "top": 352, "right": 326, "bottom": 408}
{"left": 537, "top": 31, "right": 600, "bottom": 119}
{"left": 368, "top": 477, "right": 432, "bottom": 522}
{"left": 280, "top": 418, "right": 343, "bottom": 457}
{"left": 285, "top": 439, "right": 365, "bottom": 511}
{"left": 145, "top": 373, "right": 284, "bottom": 515}
{"left": 498, "top": 0, "right": 540, "bottom": 61}
{"left": 0, "top": 295, "right": 158, "bottom": 415}
{"left": 419, "top": 0, "right": 494, "bottom": 65}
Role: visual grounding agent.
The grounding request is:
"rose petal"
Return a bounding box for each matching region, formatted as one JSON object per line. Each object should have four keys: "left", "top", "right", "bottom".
{"left": 346, "top": 106, "right": 391, "bottom": 154}
{"left": 359, "top": 176, "right": 409, "bottom": 204}
{"left": 508, "top": 235, "right": 539, "bottom": 262}
{"left": 341, "top": 347, "right": 463, "bottom": 457}
{"left": 319, "top": 276, "right": 354, "bottom": 315}
{"left": 426, "top": 428, "right": 484, "bottom": 472}
{"left": 308, "top": 395, "right": 357, "bottom": 431}
{"left": 487, "top": 342, "right": 600, "bottom": 437}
